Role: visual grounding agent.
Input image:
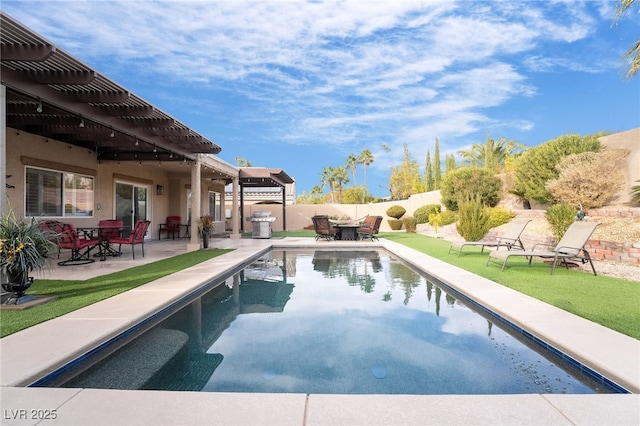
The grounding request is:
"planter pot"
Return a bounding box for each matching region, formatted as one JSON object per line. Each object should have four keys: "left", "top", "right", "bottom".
{"left": 202, "top": 233, "right": 210, "bottom": 249}
{"left": 2, "top": 270, "right": 35, "bottom": 305}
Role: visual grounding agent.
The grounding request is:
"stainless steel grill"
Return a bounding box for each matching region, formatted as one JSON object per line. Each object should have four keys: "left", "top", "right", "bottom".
{"left": 247, "top": 211, "right": 276, "bottom": 238}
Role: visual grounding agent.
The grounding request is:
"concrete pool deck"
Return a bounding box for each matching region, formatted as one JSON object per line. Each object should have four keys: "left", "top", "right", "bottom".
{"left": 1, "top": 237, "right": 638, "bottom": 425}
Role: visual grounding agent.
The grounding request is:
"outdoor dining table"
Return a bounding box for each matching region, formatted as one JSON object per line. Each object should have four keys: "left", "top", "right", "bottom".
{"left": 333, "top": 224, "right": 361, "bottom": 241}
{"left": 77, "top": 224, "right": 125, "bottom": 261}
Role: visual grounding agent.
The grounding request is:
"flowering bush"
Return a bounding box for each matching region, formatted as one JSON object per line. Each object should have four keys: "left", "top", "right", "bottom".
{"left": 0, "top": 211, "right": 58, "bottom": 277}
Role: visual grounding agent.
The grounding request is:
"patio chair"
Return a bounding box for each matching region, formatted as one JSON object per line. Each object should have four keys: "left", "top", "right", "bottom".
{"left": 159, "top": 216, "right": 182, "bottom": 240}
{"left": 357, "top": 215, "right": 383, "bottom": 241}
{"left": 486, "top": 221, "right": 600, "bottom": 275}
{"left": 312, "top": 215, "right": 338, "bottom": 241}
{"left": 111, "top": 220, "right": 151, "bottom": 259}
{"left": 448, "top": 218, "right": 531, "bottom": 257}
{"left": 40, "top": 221, "right": 100, "bottom": 266}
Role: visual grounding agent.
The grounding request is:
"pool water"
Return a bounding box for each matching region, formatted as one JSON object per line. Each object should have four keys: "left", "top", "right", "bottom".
{"left": 61, "top": 249, "right": 612, "bottom": 394}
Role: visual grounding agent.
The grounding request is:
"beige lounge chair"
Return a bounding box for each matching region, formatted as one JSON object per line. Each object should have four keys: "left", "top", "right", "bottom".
{"left": 486, "top": 221, "right": 600, "bottom": 275}
{"left": 448, "top": 218, "right": 531, "bottom": 257}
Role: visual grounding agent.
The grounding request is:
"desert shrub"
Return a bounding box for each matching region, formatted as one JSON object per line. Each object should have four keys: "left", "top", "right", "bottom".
{"left": 440, "top": 210, "right": 457, "bottom": 225}
{"left": 387, "top": 218, "right": 403, "bottom": 230}
{"left": 386, "top": 205, "right": 406, "bottom": 219}
{"left": 546, "top": 149, "right": 629, "bottom": 209}
{"left": 632, "top": 180, "right": 640, "bottom": 204}
{"left": 514, "top": 133, "right": 601, "bottom": 204}
{"left": 545, "top": 203, "right": 576, "bottom": 243}
{"left": 488, "top": 207, "right": 517, "bottom": 228}
{"left": 414, "top": 204, "right": 441, "bottom": 224}
{"left": 402, "top": 216, "right": 418, "bottom": 233}
{"left": 456, "top": 194, "right": 491, "bottom": 241}
{"left": 440, "top": 167, "right": 502, "bottom": 211}
{"left": 428, "top": 212, "right": 443, "bottom": 235}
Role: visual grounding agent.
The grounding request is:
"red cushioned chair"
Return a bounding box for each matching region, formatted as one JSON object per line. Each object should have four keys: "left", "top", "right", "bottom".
{"left": 39, "top": 221, "right": 100, "bottom": 266}
{"left": 111, "top": 220, "right": 151, "bottom": 259}
{"left": 158, "top": 216, "right": 182, "bottom": 240}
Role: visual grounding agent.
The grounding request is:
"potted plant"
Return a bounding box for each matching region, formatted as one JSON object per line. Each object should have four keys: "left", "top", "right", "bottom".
{"left": 0, "top": 211, "right": 58, "bottom": 304}
{"left": 198, "top": 215, "right": 214, "bottom": 248}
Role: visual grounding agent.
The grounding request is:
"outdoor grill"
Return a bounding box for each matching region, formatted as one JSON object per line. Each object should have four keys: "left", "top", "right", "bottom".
{"left": 247, "top": 211, "right": 276, "bottom": 239}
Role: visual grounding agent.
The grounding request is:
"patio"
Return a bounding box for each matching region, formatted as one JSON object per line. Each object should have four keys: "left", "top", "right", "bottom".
{"left": 1, "top": 237, "right": 638, "bottom": 425}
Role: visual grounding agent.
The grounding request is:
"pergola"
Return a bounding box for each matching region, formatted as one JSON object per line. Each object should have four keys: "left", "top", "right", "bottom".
{"left": 0, "top": 11, "right": 236, "bottom": 211}
{"left": 238, "top": 167, "right": 295, "bottom": 231}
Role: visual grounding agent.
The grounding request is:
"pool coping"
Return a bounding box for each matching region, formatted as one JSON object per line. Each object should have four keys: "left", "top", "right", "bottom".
{"left": 1, "top": 237, "right": 638, "bottom": 425}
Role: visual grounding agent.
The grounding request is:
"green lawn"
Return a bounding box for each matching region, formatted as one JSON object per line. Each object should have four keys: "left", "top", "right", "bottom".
{"left": 378, "top": 232, "right": 640, "bottom": 340}
{"left": 0, "top": 249, "right": 233, "bottom": 338}
{"left": 2, "top": 232, "right": 639, "bottom": 340}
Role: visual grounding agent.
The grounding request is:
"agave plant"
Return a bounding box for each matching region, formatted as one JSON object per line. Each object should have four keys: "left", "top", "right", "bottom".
{"left": 0, "top": 211, "right": 58, "bottom": 281}
{"left": 632, "top": 180, "right": 640, "bottom": 204}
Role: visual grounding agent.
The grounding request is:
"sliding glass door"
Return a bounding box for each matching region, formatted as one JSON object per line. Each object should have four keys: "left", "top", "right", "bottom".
{"left": 115, "top": 182, "right": 148, "bottom": 236}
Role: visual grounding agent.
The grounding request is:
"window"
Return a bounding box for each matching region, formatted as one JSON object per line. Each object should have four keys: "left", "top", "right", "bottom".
{"left": 26, "top": 167, "right": 94, "bottom": 217}
{"left": 209, "top": 191, "right": 222, "bottom": 222}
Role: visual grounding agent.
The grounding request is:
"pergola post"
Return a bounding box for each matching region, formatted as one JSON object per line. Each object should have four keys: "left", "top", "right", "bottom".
{"left": 187, "top": 155, "right": 202, "bottom": 251}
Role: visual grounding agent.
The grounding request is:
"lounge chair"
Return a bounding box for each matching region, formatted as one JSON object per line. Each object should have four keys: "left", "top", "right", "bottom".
{"left": 448, "top": 218, "right": 531, "bottom": 257}
{"left": 312, "top": 215, "right": 338, "bottom": 241}
{"left": 486, "top": 221, "right": 600, "bottom": 275}
{"left": 357, "top": 215, "right": 383, "bottom": 241}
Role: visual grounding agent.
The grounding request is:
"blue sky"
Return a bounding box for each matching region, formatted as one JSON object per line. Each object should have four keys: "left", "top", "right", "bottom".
{"left": 3, "top": 1, "right": 639, "bottom": 197}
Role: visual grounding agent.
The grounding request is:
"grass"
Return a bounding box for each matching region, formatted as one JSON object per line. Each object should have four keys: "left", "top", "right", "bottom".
{"left": 378, "top": 232, "right": 640, "bottom": 340}
{"left": 0, "top": 249, "right": 233, "bottom": 338}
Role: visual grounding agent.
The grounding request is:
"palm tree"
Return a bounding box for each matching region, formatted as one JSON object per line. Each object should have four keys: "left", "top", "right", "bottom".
{"left": 457, "top": 131, "right": 525, "bottom": 173}
{"left": 358, "top": 149, "right": 374, "bottom": 188}
{"left": 320, "top": 167, "right": 336, "bottom": 202}
{"left": 333, "top": 166, "right": 350, "bottom": 203}
{"left": 235, "top": 157, "right": 252, "bottom": 167}
{"left": 617, "top": 0, "right": 639, "bottom": 78}
{"left": 346, "top": 154, "right": 358, "bottom": 185}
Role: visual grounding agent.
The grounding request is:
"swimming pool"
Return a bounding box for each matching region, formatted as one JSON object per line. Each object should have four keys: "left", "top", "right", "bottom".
{"left": 58, "top": 249, "right": 614, "bottom": 394}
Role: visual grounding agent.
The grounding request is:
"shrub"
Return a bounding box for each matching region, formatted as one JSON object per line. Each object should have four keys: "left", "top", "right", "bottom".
{"left": 632, "top": 180, "right": 640, "bottom": 204}
{"left": 488, "top": 207, "right": 516, "bottom": 229}
{"left": 514, "top": 133, "right": 601, "bottom": 204}
{"left": 546, "top": 149, "right": 629, "bottom": 209}
{"left": 456, "top": 194, "right": 491, "bottom": 241}
{"left": 440, "top": 210, "right": 457, "bottom": 225}
{"left": 440, "top": 167, "right": 502, "bottom": 211}
{"left": 545, "top": 203, "right": 576, "bottom": 243}
{"left": 402, "top": 216, "right": 418, "bottom": 233}
{"left": 386, "top": 205, "right": 406, "bottom": 219}
{"left": 414, "top": 204, "right": 441, "bottom": 224}
{"left": 387, "top": 218, "right": 403, "bottom": 230}
{"left": 428, "top": 212, "right": 443, "bottom": 235}
{"left": 341, "top": 185, "right": 374, "bottom": 204}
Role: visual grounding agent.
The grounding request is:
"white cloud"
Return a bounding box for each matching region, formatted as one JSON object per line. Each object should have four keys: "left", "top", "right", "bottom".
{"left": 2, "top": 0, "right": 625, "bottom": 189}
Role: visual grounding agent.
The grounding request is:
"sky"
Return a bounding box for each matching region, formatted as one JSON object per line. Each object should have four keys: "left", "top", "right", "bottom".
{"left": 2, "top": 0, "right": 639, "bottom": 197}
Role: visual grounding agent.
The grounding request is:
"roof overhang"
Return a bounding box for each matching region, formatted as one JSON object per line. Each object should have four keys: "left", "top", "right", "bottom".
{"left": 1, "top": 11, "right": 221, "bottom": 164}
{"left": 239, "top": 168, "right": 295, "bottom": 188}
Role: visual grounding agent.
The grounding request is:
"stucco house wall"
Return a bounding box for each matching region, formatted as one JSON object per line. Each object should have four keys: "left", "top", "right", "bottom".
{"left": 599, "top": 127, "right": 639, "bottom": 204}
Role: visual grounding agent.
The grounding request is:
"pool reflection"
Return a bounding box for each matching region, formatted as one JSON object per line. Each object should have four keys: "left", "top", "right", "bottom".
{"left": 60, "top": 249, "right": 610, "bottom": 395}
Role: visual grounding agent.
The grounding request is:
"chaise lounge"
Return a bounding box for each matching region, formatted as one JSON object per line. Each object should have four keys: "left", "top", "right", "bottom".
{"left": 448, "top": 218, "right": 531, "bottom": 257}
{"left": 486, "top": 221, "right": 600, "bottom": 275}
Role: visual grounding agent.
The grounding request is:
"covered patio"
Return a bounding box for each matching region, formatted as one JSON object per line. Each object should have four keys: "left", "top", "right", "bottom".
{"left": 1, "top": 11, "right": 241, "bottom": 246}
